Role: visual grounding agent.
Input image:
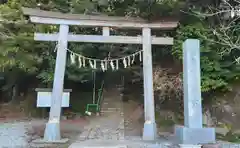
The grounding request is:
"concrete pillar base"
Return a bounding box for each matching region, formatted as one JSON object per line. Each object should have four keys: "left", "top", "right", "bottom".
{"left": 175, "top": 126, "right": 216, "bottom": 144}
{"left": 43, "top": 122, "right": 61, "bottom": 141}
{"left": 142, "top": 121, "right": 157, "bottom": 141}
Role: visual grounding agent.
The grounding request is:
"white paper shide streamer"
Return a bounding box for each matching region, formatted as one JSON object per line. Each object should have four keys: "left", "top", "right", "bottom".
{"left": 78, "top": 56, "right": 82, "bottom": 68}
{"left": 94, "top": 60, "right": 97, "bottom": 69}
{"left": 70, "top": 53, "right": 76, "bottom": 64}
{"left": 116, "top": 60, "right": 119, "bottom": 70}
{"left": 128, "top": 56, "right": 131, "bottom": 66}
{"left": 101, "top": 61, "right": 105, "bottom": 71}
{"left": 123, "top": 58, "right": 127, "bottom": 68}
{"left": 105, "top": 61, "right": 108, "bottom": 70}
{"left": 132, "top": 54, "right": 135, "bottom": 64}
{"left": 82, "top": 57, "right": 86, "bottom": 67}
{"left": 110, "top": 60, "right": 115, "bottom": 70}
{"left": 139, "top": 51, "right": 142, "bottom": 62}
{"left": 89, "top": 60, "right": 94, "bottom": 69}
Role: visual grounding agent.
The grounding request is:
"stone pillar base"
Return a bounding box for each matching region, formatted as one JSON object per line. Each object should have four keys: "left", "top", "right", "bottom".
{"left": 44, "top": 122, "right": 61, "bottom": 141}
{"left": 175, "top": 126, "right": 216, "bottom": 144}
{"left": 179, "top": 144, "right": 202, "bottom": 148}
{"left": 142, "top": 121, "right": 157, "bottom": 141}
{"left": 32, "top": 122, "right": 68, "bottom": 144}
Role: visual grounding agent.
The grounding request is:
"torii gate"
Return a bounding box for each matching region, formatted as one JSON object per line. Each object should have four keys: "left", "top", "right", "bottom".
{"left": 22, "top": 7, "right": 178, "bottom": 142}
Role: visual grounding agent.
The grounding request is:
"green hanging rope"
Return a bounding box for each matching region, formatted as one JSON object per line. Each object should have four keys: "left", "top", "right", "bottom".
{"left": 85, "top": 71, "right": 104, "bottom": 115}
{"left": 92, "top": 71, "right": 96, "bottom": 104}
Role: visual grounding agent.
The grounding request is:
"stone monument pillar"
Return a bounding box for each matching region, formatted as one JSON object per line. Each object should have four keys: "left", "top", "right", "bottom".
{"left": 174, "top": 39, "right": 215, "bottom": 144}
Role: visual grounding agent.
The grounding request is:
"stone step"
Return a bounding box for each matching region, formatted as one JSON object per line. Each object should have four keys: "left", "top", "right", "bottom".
{"left": 101, "top": 106, "right": 121, "bottom": 109}
{"left": 78, "top": 129, "right": 91, "bottom": 141}
{"left": 100, "top": 110, "right": 121, "bottom": 114}
{"left": 101, "top": 108, "right": 119, "bottom": 111}
{"left": 101, "top": 105, "right": 121, "bottom": 108}
{"left": 100, "top": 112, "right": 117, "bottom": 114}
{"left": 101, "top": 108, "right": 120, "bottom": 111}
{"left": 69, "top": 140, "right": 177, "bottom": 148}
{"left": 101, "top": 103, "right": 121, "bottom": 107}
{"left": 102, "top": 104, "right": 122, "bottom": 106}
{"left": 103, "top": 99, "right": 121, "bottom": 101}
{"left": 103, "top": 98, "right": 121, "bottom": 101}
{"left": 69, "top": 143, "right": 127, "bottom": 148}
{"left": 83, "top": 146, "right": 127, "bottom": 148}
{"left": 100, "top": 112, "right": 123, "bottom": 117}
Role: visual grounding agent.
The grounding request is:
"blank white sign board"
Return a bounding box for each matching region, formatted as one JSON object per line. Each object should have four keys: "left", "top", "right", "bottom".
{"left": 36, "top": 91, "right": 70, "bottom": 107}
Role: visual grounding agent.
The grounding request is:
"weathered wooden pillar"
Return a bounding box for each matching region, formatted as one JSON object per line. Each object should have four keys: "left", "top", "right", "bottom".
{"left": 43, "top": 24, "right": 69, "bottom": 141}
{"left": 175, "top": 39, "right": 215, "bottom": 144}
{"left": 142, "top": 27, "right": 157, "bottom": 141}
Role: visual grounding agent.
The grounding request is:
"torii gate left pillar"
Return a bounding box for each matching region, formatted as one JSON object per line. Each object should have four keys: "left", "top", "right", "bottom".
{"left": 43, "top": 24, "right": 69, "bottom": 142}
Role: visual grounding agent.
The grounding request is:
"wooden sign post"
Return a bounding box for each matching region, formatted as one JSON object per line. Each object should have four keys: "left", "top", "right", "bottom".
{"left": 35, "top": 88, "right": 71, "bottom": 108}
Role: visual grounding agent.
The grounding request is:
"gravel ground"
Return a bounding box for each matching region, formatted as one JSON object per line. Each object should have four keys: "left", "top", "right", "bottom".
{"left": 0, "top": 118, "right": 88, "bottom": 148}
{"left": 0, "top": 122, "right": 28, "bottom": 148}
{"left": 1, "top": 120, "right": 239, "bottom": 148}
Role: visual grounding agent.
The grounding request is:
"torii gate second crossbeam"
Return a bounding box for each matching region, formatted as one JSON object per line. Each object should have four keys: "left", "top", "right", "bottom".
{"left": 22, "top": 7, "right": 178, "bottom": 143}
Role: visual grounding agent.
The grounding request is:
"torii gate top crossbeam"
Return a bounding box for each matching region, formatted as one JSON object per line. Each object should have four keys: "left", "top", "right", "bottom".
{"left": 22, "top": 7, "right": 178, "bottom": 29}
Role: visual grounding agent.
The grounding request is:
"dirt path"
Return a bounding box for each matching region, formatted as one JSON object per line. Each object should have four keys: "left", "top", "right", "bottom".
{"left": 123, "top": 100, "right": 144, "bottom": 138}
{"left": 75, "top": 113, "right": 124, "bottom": 141}
{"left": 68, "top": 99, "right": 146, "bottom": 148}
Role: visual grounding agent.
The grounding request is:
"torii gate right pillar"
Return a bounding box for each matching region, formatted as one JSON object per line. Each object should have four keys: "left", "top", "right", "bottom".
{"left": 142, "top": 27, "right": 157, "bottom": 141}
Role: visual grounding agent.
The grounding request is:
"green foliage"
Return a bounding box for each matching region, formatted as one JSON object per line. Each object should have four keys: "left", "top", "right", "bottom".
{"left": 0, "top": 0, "right": 240, "bottom": 103}
{"left": 217, "top": 123, "right": 240, "bottom": 143}
{"left": 173, "top": 22, "right": 240, "bottom": 93}
{"left": 0, "top": 0, "right": 43, "bottom": 93}
{"left": 0, "top": 1, "right": 40, "bottom": 72}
